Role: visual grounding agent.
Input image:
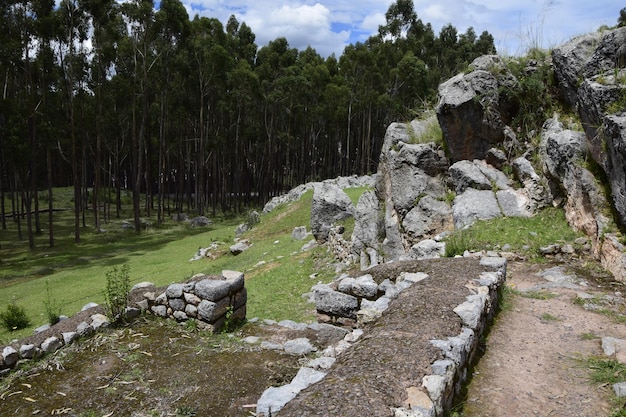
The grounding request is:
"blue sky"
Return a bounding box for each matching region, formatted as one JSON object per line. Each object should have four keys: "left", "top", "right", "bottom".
{"left": 181, "top": 0, "right": 621, "bottom": 57}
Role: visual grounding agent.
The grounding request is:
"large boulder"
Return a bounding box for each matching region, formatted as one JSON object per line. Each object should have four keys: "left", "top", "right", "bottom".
{"left": 436, "top": 55, "right": 519, "bottom": 162}
{"left": 375, "top": 122, "right": 449, "bottom": 261}
{"left": 452, "top": 189, "right": 502, "bottom": 229}
{"left": 511, "top": 157, "right": 551, "bottom": 211}
{"left": 310, "top": 183, "right": 354, "bottom": 242}
{"left": 551, "top": 32, "right": 604, "bottom": 107}
{"left": 448, "top": 160, "right": 510, "bottom": 194}
{"left": 377, "top": 140, "right": 448, "bottom": 216}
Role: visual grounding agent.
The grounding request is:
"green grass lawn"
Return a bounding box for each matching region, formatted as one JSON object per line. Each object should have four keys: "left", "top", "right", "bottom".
{"left": 0, "top": 188, "right": 349, "bottom": 344}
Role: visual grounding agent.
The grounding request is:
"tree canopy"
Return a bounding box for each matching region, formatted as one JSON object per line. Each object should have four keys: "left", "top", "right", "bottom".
{"left": 0, "top": 0, "right": 495, "bottom": 245}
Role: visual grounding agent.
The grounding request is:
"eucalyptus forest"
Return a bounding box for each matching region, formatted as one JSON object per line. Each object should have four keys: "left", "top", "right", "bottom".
{"left": 0, "top": 0, "right": 495, "bottom": 246}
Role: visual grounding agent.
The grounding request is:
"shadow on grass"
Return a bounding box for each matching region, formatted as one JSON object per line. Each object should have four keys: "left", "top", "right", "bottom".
{"left": 0, "top": 209, "right": 221, "bottom": 285}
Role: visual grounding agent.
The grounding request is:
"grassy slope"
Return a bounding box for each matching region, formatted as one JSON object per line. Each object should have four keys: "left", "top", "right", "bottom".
{"left": 0, "top": 189, "right": 344, "bottom": 344}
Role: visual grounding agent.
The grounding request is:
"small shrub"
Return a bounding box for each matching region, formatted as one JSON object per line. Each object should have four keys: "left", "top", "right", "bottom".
{"left": 0, "top": 302, "right": 31, "bottom": 331}
{"left": 103, "top": 264, "right": 131, "bottom": 323}
{"left": 44, "top": 280, "right": 63, "bottom": 325}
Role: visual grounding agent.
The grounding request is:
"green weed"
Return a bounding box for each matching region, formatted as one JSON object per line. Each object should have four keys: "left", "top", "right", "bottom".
{"left": 520, "top": 290, "right": 558, "bottom": 300}
{"left": 581, "top": 357, "right": 626, "bottom": 417}
{"left": 44, "top": 280, "right": 63, "bottom": 325}
{"left": 540, "top": 312, "right": 560, "bottom": 321}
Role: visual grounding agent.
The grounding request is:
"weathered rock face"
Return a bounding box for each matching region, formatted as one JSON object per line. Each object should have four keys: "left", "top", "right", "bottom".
{"left": 310, "top": 183, "right": 354, "bottom": 242}
{"left": 351, "top": 191, "right": 382, "bottom": 269}
{"left": 552, "top": 26, "right": 626, "bottom": 229}
{"left": 375, "top": 122, "right": 451, "bottom": 259}
{"left": 540, "top": 117, "right": 610, "bottom": 247}
{"left": 603, "top": 115, "right": 626, "bottom": 227}
{"left": 402, "top": 195, "right": 453, "bottom": 242}
{"left": 551, "top": 32, "right": 604, "bottom": 107}
{"left": 436, "top": 55, "right": 519, "bottom": 162}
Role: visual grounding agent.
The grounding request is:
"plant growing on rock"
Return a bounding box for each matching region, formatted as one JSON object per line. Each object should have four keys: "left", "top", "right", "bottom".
{"left": 0, "top": 302, "right": 31, "bottom": 332}
{"left": 103, "top": 264, "right": 131, "bottom": 323}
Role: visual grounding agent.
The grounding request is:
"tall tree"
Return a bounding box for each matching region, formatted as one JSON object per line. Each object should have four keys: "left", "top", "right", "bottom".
{"left": 82, "top": 0, "right": 122, "bottom": 232}
{"left": 153, "top": 0, "right": 189, "bottom": 223}
{"left": 56, "top": 0, "right": 89, "bottom": 243}
{"left": 120, "top": 0, "right": 158, "bottom": 232}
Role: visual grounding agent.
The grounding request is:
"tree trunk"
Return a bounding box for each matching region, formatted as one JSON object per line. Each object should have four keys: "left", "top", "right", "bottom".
{"left": 47, "top": 147, "right": 54, "bottom": 248}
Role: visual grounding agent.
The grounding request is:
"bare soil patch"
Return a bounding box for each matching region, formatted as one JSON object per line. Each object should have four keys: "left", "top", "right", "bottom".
{"left": 463, "top": 260, "right": 626, "bottom": 417}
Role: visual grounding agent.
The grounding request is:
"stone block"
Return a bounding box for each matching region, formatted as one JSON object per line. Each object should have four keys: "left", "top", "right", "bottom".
{"left": 2, "top": 346, "right": 19, "bottom": 367}
{"left": 169, "top": 298, "right": 186, "bottom": 312}
{"left": 41, "top": 337, "right": 63, "bottom": 354}
{"left": 197, "top": 297, "right": 230, "bottom": 323}
{"left": 62, "top": 332, "right": 77, "bottom": 345}
{"left": 195, "top": 279, "right": 230, "bottom": 302}
{"left": 314, "top": 289, "right": 358, "bottom": 319}
{"left": 151, "top": 305, "right": 168, "bottom": 317}
{"left": 19, "top": 344, "right": 36, "bottom": 360}
{"left": 166, "top": 283, "right": 184, "bottom": 298}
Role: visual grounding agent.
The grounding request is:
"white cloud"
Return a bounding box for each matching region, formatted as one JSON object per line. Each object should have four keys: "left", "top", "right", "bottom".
{"left": 240, "top": 3, "right": 350, "bottom": 56}
{"left": 361, "top": 12, "right": 386, "bottom": 32}
{"left": 176, "top": 0, "right": 619, "bottom": 57}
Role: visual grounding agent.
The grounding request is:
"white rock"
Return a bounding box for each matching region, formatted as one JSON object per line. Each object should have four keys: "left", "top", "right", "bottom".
{"left": 306, "top": 356, "right": 336, "bottom": 370}
{"left": 62, "top": 332, "right": 77, "bottom": 345}
{"left": 90, "top": 314, "right": 110, "bottom": 330}
{"left": 283, "top": 338, "right": 317, "bottom": 356}
{"left": 19, "top": 344, "right": 36, "bottom": 360}
{"left": 81, "top": 302, "right": 99, "bottom": 311}
{"left": 614, "top": 382, "right": 626, "bottom": 397}
{"left": 41, "top": 337, "right": 63, "bottom": 354}
{"left": 2, "top": 346, "right": 19, "bottom": 367}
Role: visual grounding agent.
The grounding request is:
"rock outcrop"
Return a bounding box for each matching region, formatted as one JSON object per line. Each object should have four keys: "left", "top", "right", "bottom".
{"left": 436, "top": 55, "right": 519, "bottom": 162}
{"left": 375, "top": 122, "right": 450, "bottom": 260}
{"left": 552, "top": 26, "right": 626, "bottom": 229}
{"left": 540, "top": 116, "right": 626, "bottom": 281}
{"left": 310, "top": 183, "right": 355, "bottom": 242}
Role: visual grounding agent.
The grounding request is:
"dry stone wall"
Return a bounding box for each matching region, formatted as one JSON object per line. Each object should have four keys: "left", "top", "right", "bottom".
{"left": 0, "top": 307, "right": 114, "bottom": 375}
{"left": 131, "top": 270, "right": 247, "bottom": 333}
{"left": 269, "top": 256, "right": 507, "bottom": 417}
{"left": 0, "top": 270, "right": 247, "bottom": 374}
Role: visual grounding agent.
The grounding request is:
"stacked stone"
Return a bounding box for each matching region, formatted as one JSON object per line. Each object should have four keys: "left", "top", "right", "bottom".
{"left": 393, "top": 256, "right": 507, "bottom": 417}
{"left": 138, "top": 270, "right": 247, "bottom": 333}
{"left": 313, "top": 273, "right": 401, "bottom": 328}
{"left": 0, "top": 309, "right": 110, "bottom": 374}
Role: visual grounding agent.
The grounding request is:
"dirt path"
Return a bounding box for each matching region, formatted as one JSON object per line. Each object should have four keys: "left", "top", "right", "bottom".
{"left": 463, "top": 260, "right": 626, "bottom": 417}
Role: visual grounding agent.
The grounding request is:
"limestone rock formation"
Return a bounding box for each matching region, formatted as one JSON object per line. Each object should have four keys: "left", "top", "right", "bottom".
{"left": 375, "top": 122, "right": 450, "bottom": 259}
{"left": 540, "top": 117, "right": 609, "bottom": 241}
{"left": 350, "top": 190, "right": 383, "bottom": 269}
{"left": 540, "top": 117, "right": 626, "bottom": 280}
{"left": 552, "top": 26, "right": 626, "bottom": 229}
{"left": 310, "top": 183, "right": 354, "bottom": 242}
{"left": 436, "top": 55, "right": 519, "bottom": 161}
